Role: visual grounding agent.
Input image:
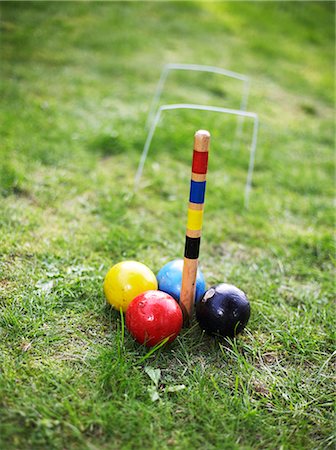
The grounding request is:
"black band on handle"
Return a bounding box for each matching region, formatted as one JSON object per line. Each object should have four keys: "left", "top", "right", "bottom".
{"left": 184, "top": 236, "right": 201, "bottom": 259}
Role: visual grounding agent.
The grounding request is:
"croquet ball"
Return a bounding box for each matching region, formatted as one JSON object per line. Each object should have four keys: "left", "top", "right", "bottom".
{"left": 156, "top": 259, "right": 206, "bottom": 304}
{"left": 126, "top": 290, "right": 183, "bottom": 347}
{"left": 103, "top": 261, "right": 158, "bottom": 312}
{"left": 196, "top": 283, "right": 250, "bottom": 337}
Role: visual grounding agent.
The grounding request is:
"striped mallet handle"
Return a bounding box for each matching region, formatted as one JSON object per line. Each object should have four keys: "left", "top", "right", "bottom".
{"left": 180, "top": 130, "right": 210, "bottom": 325}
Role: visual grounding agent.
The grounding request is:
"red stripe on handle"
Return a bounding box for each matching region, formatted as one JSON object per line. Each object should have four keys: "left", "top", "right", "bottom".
{"left": 192, "top": 150, "right": 209, "bottom": 174}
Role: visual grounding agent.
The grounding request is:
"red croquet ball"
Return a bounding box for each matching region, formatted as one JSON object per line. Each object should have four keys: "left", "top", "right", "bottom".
{"left": 125, "top": 290, "right": 183, "bottom": 347}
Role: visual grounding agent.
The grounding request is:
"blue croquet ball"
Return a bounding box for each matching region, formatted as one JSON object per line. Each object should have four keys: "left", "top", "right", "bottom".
{"left": 157, "top": 259, "right": 206, "bottom": 304}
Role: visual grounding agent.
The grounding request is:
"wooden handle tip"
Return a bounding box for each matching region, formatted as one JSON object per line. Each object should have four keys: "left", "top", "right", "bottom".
{"left": 194, "top": 130, "right": 210, "bottom": 152}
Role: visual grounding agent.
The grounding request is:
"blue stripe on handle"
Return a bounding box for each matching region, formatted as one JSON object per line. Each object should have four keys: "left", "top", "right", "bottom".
{"left": 189, "top": 180, "right": 206, "bottom": 204}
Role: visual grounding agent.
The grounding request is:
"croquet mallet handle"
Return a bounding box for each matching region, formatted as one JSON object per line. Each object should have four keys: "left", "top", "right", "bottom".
{"left": 180, "top": 129, "right": 210, "bottom": 326}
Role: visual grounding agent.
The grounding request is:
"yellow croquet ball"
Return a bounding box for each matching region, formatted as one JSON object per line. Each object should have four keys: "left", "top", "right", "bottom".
{"left": 103, "top": 261, "right": 158, "bottom": 312}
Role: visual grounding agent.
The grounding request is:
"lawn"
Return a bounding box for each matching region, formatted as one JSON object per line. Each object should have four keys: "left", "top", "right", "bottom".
{"left": 0, "top": 2, "right": 334, "bottom": 449}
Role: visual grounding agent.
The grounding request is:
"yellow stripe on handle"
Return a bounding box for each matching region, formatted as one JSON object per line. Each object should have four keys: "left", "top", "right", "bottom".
{"left": 180, "top": 130, "right": 210, "bottom": 326}
{"left": 187, "top": 209, "right": 204, "bottom": 230}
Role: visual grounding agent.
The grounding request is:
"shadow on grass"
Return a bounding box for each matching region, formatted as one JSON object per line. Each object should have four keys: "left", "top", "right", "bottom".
{"left": 100, "top": 302, "right": 249, "bottom": 370}
{"left": 88, "top": 133, "right": 127, "bottom": 157}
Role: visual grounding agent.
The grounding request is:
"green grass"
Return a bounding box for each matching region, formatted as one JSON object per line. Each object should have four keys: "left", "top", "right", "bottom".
{"left": 0, "top": 1, "right": 334, "bottom": 449}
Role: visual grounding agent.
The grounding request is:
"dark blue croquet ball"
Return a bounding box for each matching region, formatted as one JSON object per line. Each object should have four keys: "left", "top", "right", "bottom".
{"left": 196, "top": 283, "right": 250, "bottom": 338}
{"left": 157, "top": 259, "right": 206, "bottom": 304}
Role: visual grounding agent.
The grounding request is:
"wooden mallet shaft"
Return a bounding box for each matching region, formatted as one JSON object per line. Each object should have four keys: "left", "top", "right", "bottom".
{"left": 180, "top": 130, "right": 210, "bottom": 325}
